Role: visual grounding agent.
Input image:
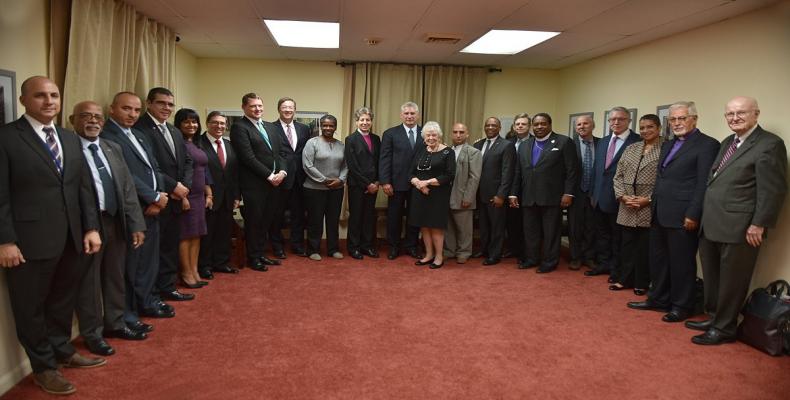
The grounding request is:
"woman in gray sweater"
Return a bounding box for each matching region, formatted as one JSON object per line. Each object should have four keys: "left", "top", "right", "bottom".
{"left": 302, "top": 114, "right": 348, "bottom": 260}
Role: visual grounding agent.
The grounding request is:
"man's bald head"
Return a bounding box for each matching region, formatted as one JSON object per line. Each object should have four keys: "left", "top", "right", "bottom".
{"left": 19, "top": 76, "right": 61, "bottom": 124}
{"left": 725, "top": 96, "right": 761, "bottom": 135}
{"left": 109, "top": 92, "right": 142, "bottom": 128}
{"left": 451, "top": 122, "right": 469, "bottom": 146}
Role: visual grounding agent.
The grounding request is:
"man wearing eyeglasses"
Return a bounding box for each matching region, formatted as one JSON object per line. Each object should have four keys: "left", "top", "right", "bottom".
{"left": 628, "top": 101, "right": 719, "bottom": 325}
{"left": 690, "top": 96, "right": 786, "bottom": 345}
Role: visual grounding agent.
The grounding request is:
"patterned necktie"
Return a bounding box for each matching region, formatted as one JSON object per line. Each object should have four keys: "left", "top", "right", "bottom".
{"left": 581, "top": 140, "right": 593, "bottom": 192}
{"left": 285, "top": 124, "right": 295, "bottom": 150}
{"left": 42, "top": 126, "right": 63, "bottom": 174}
{"left": 716, "top": 137, "right": 741, "bottom": 172}
{"left": 605, "top": 136, "right": 619, "bottom": 169}
{"left": 408, "top": 129, "right": 415, "bottom": 148}
{"left": 88, "top": 143, "right": 118, "bottom": 215}
{"left": 215, "top": 138, "right": 225, "bottom": 168}
{"left": 158, "top": 124, "right": 176, "bottom": 156}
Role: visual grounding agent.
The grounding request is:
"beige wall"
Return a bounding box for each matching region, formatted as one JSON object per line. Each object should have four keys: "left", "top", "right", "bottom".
{"left": 0, "top": 0, "right": 50, "bottom": 394}
{"left": 175, "top": 45, "right": 199, "bottom": 111}
{"left": 482, "top": 68, "right": 560, "bottom": 136}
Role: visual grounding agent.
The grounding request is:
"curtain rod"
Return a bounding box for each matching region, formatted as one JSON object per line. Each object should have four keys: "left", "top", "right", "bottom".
{"left": 336, "top": 61, "right": 502, "bottom": 73}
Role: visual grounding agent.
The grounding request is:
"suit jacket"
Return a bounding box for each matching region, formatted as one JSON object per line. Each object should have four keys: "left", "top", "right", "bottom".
{"left": 701, "top": 126, "right": 787, "bottom": 243}
{"left": 473, "top": 135, "right": 516, "bottom": 201}
{"left": 379, "top": 124, "right": 424, "bottom": 191}
{"left": 0, "top": 117, "right": 100, "bottom": 259}
{"left": 652, "top": 129, "right": 719, "bottom": 228}
{"left": 591, "top": 130, "right": 641, "bottom": 213}
{"left": 574, "top": 135, "right": 600, "bottom": 195}
{"left": 344, "top": 131, "right": 381, "bottom": 188}
{"left": 100, "top": 119, "right": 165, "bottom": 208}
{"left": 449, "top": 143, "right": 482, "bottom": 210}
{"left": 229, "top": 117, "right": 285, "bottom": 195}
{"left": 269, "top": 119, "right": 310, "bottom": 190}
{"left": 198, "top": 133, "right": 240, "bottom": 212}
{"left": 96, "top": 139, "right": 146, "bottom": 235}
{"left": 511, "top": 132, "right": 578, "bottom": 206}
{"left": 134, "top": 113, "right": 193, "bottom": 195}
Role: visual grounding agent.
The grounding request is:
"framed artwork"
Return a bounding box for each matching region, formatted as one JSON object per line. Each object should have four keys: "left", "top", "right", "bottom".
{"left": 603, "top": 108, "right": 637, "bottom": 136}
{"left": 295, "top": 111, "right": 327, "bottom": 138}
{"left": 568, "top": 112, "right": 594, "bottom": 139}
{"left": 0, "top": 69, "right": 17, "bottom": 125}
{"left": 656, "top": 104, "right": 674, "bottom": 140}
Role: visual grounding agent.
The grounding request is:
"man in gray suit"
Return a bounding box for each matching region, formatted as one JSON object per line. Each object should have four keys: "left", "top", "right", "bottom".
{"left": 689, "top": 96, "right": 787, "bottom": 345}
{"left": 70, "top": 101, "right": 147, "bottom": 356}
{"left": 444, "top": 123, "right": 482, "bottom": 264}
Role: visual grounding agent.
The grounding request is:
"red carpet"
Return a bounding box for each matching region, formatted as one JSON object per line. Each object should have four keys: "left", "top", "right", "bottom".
{"left": 3, "top": 251, "right": 789, "bottom": 399}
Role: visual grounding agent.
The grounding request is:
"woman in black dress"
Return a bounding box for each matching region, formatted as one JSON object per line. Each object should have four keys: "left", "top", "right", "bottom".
{"left": 409, "top": 121, "right": 455, "bottom": 269}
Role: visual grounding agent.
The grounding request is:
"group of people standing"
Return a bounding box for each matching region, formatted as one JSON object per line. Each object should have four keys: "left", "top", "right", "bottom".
{"left": 0, "top": 74, "right": 785, "bottom": 396}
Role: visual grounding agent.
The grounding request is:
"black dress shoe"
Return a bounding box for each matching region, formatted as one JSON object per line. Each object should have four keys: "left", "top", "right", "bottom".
{"left": 609, "top": 283, "right": 626, "bottom": 291}
{"left": 361, "top": 248, "right": 379, "bottom": 258}
{"left": 627, "top": 301, "right": 670, "bottom": 312}
{"left": 249, "top": 258, "right": 269, "bottom": 272}
{"left": 214, "top": 265, "right": 240, "bottom": 274}
{"left": 180, "top": 279, "right": 203, "bottom": 289}
{"left": 692, "top": 329, "right": 736, "bottom": 346}
{"left": 471, "top": 251, "right": 485, "bottom": 258}
{"left": 607, "top": 276, "right": 617, "bottom": 284}
{"left": 501, "top": 250, "right": 513, "bottom": 258}
{"left": 662, "top": 310, "right": 691, "bottom": 323}
{"left": 126, "top": 320, "right": 154, "bottom": 333}
{"left": 415, "top": 258, "right": 435, "bottom": 266}
{"left": 292, "top": 247, "right": 308, "bottom": 257}
{"left": 429, "top": 261, "right": 443, "bottom": 269}
{"left": 518, "top": 260, "right": 537, "bottom": 269}
{"left": 156, "top": 301, "right": 174, "bottom": 313}
{"left": 584, "top": 268, "right": 608, "bottom": 277}
{"left": 198, "top": 269, "right": 214, "bottom": 280}
{"left": 273, "top": 250, "right": 287, "bottom": 259}
{"left": 105, "top": 327, "right": 147, "bottom": 340}
{"left": 387, "top": 249, "right": 399, "bottom": 260}
{"left": 685, "top": 319, "right": 713, "bottom": 332}
{"left": 161, "top": 290, "right": 195, "bottom": 301}
{"left": 86, "top": 339, "right": 115, "bottom": 356}
{"left": 350, "top": 250, "right": 364, "bottom": 260}
{"left": 260, "top": 256, "right": 281, "bottom": 266}
{"left": 141, "top": 307, "right": 175, "bottom": 318}
{"left": 406, "top": 248, "right": 420, "bottom": 259}
{"left": 536, "top": 265, "right": 556, "bottom": 273}
{"left": 482, "top": 258, "right": 500, "bottom": 266}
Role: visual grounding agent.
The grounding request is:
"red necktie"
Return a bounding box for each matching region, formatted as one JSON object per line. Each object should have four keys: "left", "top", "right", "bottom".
{"left": 216, "top": 138, "right": 225, "bottom": 168}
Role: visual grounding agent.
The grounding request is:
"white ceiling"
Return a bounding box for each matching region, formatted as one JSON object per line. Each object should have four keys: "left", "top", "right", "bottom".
{"left": 125, "top": 0, "right": 778, "bottom": 69}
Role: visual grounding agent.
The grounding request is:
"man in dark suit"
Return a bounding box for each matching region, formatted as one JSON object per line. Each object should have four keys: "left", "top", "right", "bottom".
{"left": 504, "top": 113, "right": 531, "bottom": 260}
{"left": 509, "top": 113, "right": 578, "bottom": 273}
{"left": 230, "top": 92, "right": 287, "bottom": 271}
{"left": 691, "top": 96, "right": 787, "bottom": 345}
{"left": 134, "top": 87, "right": 194, "bottom": 302}
{"left": 0, "top": 76, "right": 104, "bottom": 395}
{"left": 379, "top": 101, "right": 424, "bottom": 260}
{"left": 102, "top": 92, "right": 172, "bottom": 326}
{"left": 473, "top": 117, "right": 516, "bottom": 265}
{"left": 198, "top": 111, "right": 241, "bottom": 277}
{"left": 71, "top": 101, "right": 147, "bottom": 357}
{"left": 587, "top": 107, "right": 641, "bottom": 281}
{"left": 268, "top": 97, "right": 311, "bottom": 258}
{"left": 568, "top": 115, "right": 599, "bottom": 271}
{"left": 345, "top": 107, "right": 381, "bottom": 259}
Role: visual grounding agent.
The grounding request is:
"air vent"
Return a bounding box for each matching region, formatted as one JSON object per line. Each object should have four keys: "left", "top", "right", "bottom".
{"left": 424, "top": 34, "right": 461, "bottom": 44}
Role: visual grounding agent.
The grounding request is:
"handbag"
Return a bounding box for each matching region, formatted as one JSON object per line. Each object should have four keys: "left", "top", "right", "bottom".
{"left": 737, "top": 280, "right": 790, "bottom": 356}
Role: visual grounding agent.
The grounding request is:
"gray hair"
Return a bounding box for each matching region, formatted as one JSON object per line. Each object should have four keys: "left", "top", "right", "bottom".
{"left": 669, "top": 101, "right": 698, "bottom": 116}
{"left": 401, "top": 101, "right": 419, "bottom": 113}
{"left": 422, "top": 121, "right": 442, "bottom": 138}
{"left": 354, "top": 107, "right": 374, "bottom": 120}
{"left": 609, "top": 106, "right": 630, "bottom": 117}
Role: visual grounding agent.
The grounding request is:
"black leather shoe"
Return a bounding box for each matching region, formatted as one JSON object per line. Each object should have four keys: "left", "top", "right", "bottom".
{"left": 584, "top": 268, "right": 608, "bottom": 277}
{"left": 273, "top": 250, "right": 287, "bottom": 259}
{"left": 482, "top": 258, "right": 500, "bottom": 266}
{"left": 662, "top": 310, "right": 691, "bottom": 323}
{"left": 156, "top": 301, "right": 174, "bottom": 313}
{"left": 429, "top": 261, "right": 443, "bottom": 269}
{"left": 141, "top": 307, "right": 175, "bottom": 318}
{"left": 126, "top": 320, "right": 153, "bottom": 333}
{"left": 387, "top": 249, "right": 399, "bottom": 260}
{"left": 406, "top": 248, "right": 420, "bottom": 259}
{"left": 361, "top": 248, "right": 379, "bottom": 258}
{"left": 607, "top": 275, "right": 617, "bottom": 284}
{"left": 198, "top": 269, "right": 214, "bottom": 280}
{"left": 86, "top": 339, "right": 115, "bottom": 356}
{"left": 501, "top": 250, "right": 513, "bottom": 258}
{"left": 471, "top": 251, "right": 485, "bottom": 258}
{"left": 214, "top": 265, "right": 240, "bottom": 274}
{"left": 685, "top": 319, "right": 713, "bottom": 332}
{"left": 518, "top": 260, "right": 537, "bottom": 269}
{"left": 105, "top": 327, "right": 147, "bottom": 340}
{"left": 627, "top": 301, "right": 670, "bottom": 312}
{"left": 536, "top": 265, "right": 556, "bottom": 273}
{"left": 260, "top": 256, "right": 281, "bottom": 266}
{"left": 350, "top": 250, "right": 364, "bottom": 260}
{"left": 692, "top": 329, "right": 736, "bottom": 346}
{"left": 161, "top": 290, "right": 195, "bottom": 301}
{"left": 415, "top": 258, "right": 435, "bottom": 266}
{"left": 249, "top": 258, "right": 269, "bottom": 272}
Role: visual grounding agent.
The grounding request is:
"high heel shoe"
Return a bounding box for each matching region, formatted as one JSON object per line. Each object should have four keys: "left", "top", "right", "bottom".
{"left": 429, "top": 261, "right": 444, "bottom": 269}
{"left": 415, "top": 258, "right": 435, "bottom": 266}
{"left": 180, "top": 279, "right": 202, "bottom": 289}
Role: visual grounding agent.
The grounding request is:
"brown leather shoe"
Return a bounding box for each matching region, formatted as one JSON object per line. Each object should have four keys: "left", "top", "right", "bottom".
{"left": 59, "top": 352, "right": 107, "bottom": 369}
{"left": 33, "top": 370, "right": 76, "bottom": 395}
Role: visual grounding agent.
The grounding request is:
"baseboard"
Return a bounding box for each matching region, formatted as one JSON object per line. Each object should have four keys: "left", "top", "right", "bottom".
{"left": 0, "top": 359, "right": 31, "bottom": 396}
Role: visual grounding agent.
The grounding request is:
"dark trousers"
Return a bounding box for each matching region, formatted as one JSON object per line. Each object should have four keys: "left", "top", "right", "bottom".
{"left": 648, "top": 225, "right": 699, "bottom": 312}
{"left": 505, "top": 206, "right": 524, "bottom": 258}
{"left": 569, "top": 194, "right": 596, "bottom": 263}
{"left": 199, "top": 199, "right": 234, "bottom": 270}
{"left": 269, "top": 185, "right": 307, "bottom": 252}
{"left": 522, "top": 205, "right": 562, "bottom": 269}
{"left": 699, "top": 235, "right": 760, "bottom": 336}
{"left": 478, "top": 201, "right": 506, "bottom": 259}
{"left": 155, "top": 206, "right": 180, "bottom": 294}
{"left": 6, "top": 233, "right": 87, "bottom": 373}
{"left": 618, "top": 226, "right": 650, "bottom": 289}
{"left": 593, "top": 207, "right": 621, "bottom": 278}
{"left": 304, "top": 187, "right": 344, "bottom": 255}
{"left": 125, "top": 215, "right": 160, "bottom": 321}
{"left": 76, "top": 213, "right": 127, "bottom": 343}
{"left": 347, "top": 185, "right": 377, "bottom": 252}
{"left": 385, "top": 190, "right": 419, "bottom": 250}
{"left": 240, "top": 189, "right": 275, "bottom": 261}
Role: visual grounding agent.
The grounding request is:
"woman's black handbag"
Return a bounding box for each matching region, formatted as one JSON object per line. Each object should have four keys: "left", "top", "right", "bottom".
{"left": 737, "top": 280, "right": 790, "bottom": 356}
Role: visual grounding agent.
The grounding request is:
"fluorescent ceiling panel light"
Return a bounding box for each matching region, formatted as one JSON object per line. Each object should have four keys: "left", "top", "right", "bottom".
{"left": 461, "top": 30, "right": 560, "bottom": 55}
{"left": 263, "top": 19, "right": 339, "bottom": 48}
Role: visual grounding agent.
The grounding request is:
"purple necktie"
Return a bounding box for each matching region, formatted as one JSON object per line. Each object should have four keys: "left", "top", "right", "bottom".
{"left": 531, "top": 140, "right": 545, "bottom": 166}
{"left": 716, "top": 137, "right": 741, "bottom": 172}
{"left": 605, "top": 136, "right": 618, "bottom": 169}
{"left": 661, "top": 137, "right": 686, "bottom": 169}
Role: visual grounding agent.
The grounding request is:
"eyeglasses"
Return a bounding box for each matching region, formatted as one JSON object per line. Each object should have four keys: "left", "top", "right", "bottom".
{"left": 668, "top": 116, "right": 695, "bottom": 123}
{"left": 207, "top": 121, "right": 227, "bottom": 126}
{"left": 78, "top": 112, "right": 104, "bottom": 121}
{"left": 608, "top": 117, "right": 629, "bottom": 122}
{"left": 724, "top": 111, "right": 752, "bottom": 120}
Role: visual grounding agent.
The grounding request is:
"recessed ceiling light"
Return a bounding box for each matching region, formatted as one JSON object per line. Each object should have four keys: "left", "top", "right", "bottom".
{"left": 461, "top": 30, "right": 560, "bottom": 55}
{"left": 263, "top": 19, "right": 339, "bottom": 48}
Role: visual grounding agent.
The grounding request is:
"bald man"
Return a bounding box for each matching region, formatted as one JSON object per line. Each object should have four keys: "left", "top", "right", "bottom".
{"left": 0, "top": 76, "right": 104, "bottom": 395}
{"left": 71, "top": 101, "right": 146, "bottom": 356}
{"left": 444, "top": 123, "right": 482, "bottom": 263}
{"left": 690, "top": 96, "right": 787, "bottom": 345}
{"left": 568, "top": 115, "right": 599, "bottom": 270}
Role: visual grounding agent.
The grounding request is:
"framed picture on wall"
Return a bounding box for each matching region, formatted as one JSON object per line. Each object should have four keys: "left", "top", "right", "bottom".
{"left": 295, "top": 111, "right": 327, "bottom": 138}
{"left": 603, "top": 108, "right": 637, "bottom": 136}
{"left": 656, "top": 104, "right": 674, "bottom": 140}
{"left": 0, "top": 69, "right": 17, "bottom": 125}
{"left": 568, "top": 112, "right": 594, "bottom": 139}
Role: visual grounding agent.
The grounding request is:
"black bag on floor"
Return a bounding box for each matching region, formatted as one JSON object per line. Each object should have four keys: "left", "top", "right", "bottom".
{"left": 737, "top": 280, "right": 790, "bottom": 356}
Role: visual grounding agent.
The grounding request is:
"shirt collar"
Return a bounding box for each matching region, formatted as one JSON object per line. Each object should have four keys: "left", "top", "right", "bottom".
{"left": 402, "top": 123, "right": 417, "bottom": 132}
{"left": 23, "top": 114, "right": 56, "bottom": 133}
{"left": 735, "top": 124, "right": 758, "bottom": 142}
{"left": 613, "top": 129, "right": 631, "bottom": 141}
{"left": 79, "top": 136, "right": 100, "bottom": 149}
{"left": 109, "top": 118, "right": 132, "bottom": 135}
{"left": 246, "top": 116, "right": 262, "bottom": 125}
{"left": 535, "top": 133, "right": 552, "bottom": 142}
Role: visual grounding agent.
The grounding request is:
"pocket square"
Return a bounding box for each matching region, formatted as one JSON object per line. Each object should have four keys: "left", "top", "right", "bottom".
{"left": 551, "top": 147, "right": 560, "bottom": 151}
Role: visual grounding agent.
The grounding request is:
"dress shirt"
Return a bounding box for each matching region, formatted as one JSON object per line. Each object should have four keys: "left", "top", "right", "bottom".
{"left": 280, "top": 119, "right": 297, "bottom": 151}
{"left": 109, "top": 118, "right": 158, "bottom": 194}
{"left": 453, "top": 144, "right": 464, "bottom": 161}
{"left": 80, "top": 136, "right": 113, "bottom": 211}
{"left": 246, "top": 116, "right": 285, "bottom": 181}
{"left": 23, "top": 114, "right": 63, "bottom": 160}
{"left": 207, "top": 133, "right": 227, "bottom": 158}
{"left": 611, "top": 130, "right": 631, "bottom": 155}
{"left": 734, "top": 124, "right": 758, "bottom": 148}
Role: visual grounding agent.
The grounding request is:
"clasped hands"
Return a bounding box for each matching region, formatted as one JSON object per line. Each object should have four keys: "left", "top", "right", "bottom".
{"left": 620, "top": 195, "right": 649, "bottom": 209}
{"left": 323, "top": 178, "right": 344, "bottom": 189}
{"left": 411, "top": 178, "right": 430, "bottom": 195}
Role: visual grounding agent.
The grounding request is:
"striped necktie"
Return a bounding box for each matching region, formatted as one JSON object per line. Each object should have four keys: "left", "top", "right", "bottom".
{"left": 42, "top": 126, "right": 63, "bottom": 174}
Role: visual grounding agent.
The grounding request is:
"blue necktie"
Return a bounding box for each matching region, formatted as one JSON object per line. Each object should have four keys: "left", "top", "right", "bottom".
{"left": 256, "top": 121, "right": 276, "bottom": 170}
{"left": 88, "top": 143, "right": 118, "bottom": 215}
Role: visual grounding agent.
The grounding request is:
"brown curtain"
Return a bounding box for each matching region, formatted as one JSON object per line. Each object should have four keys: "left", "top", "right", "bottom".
{"left": 423, "top": 65, "right": 487, "bottom": 142}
